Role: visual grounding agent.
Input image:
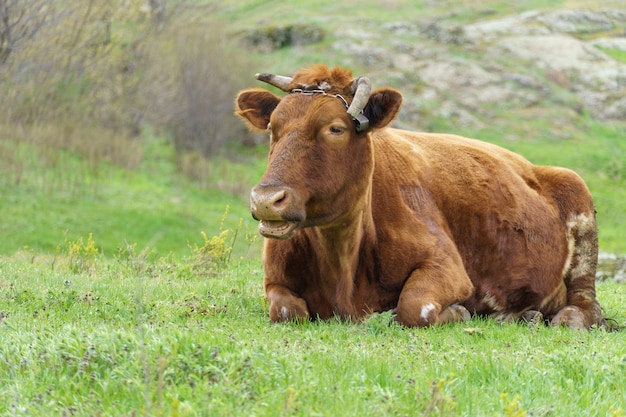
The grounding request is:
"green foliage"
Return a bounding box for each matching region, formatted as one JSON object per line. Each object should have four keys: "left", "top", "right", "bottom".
{"left": 1, "top": 0, "right": 147, "bottom": 130}
{"left": 601, "top": 48, "right": 626, "bottom": 64}
{"left": 140, "top": 17, "right": 259, "bottom": 157}
{"left": 423, "top": 374, "right": 458, "bottom": 416}
{"left": 189, "top": 207, "right": 241, "bottom": 277}
{"left": 242, "top": 23, "right": 325, "bottom": 51}
{"left": 66, "top": 233, "right": 100, "bottom": 274}
{"left": 0, "top": 134, "right": 261, "bottom": 259}
{"left": 1, "top": 1, "right": 625, "bottom": 415}
{"left": 1, "top": 0, "right": 624, "bottom": 257}
{"left": 501, "top": 393, "right": 527, "bottom": 417}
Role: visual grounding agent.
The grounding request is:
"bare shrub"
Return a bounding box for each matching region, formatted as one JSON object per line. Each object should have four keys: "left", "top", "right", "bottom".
{"left": 0, "top": 0, "right": 150, "bottom": 174}
{"left": 0, "top": 1, "right": 257, "bottom": 191}
{"left": 0, "top": 0, "right": 190, "bottom": 190}
{"left": 0, "top": 0, "right": 51, "bottom": 64}
{"left": 140, "top": 17, "right": 259, "bottom": 157}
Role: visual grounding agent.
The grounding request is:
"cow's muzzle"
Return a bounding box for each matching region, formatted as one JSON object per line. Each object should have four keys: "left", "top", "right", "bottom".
{"left": 250, "top": 185, "right": 303, "bottom": 239}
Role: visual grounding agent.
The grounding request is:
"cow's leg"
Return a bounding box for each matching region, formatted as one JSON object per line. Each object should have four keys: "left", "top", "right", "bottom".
{"left": 550, "top": 212, "right": 604, "bottom": 329}
{"left": 395, "top": 259, "right": 473, "bottom": 327}
{"left": 535, "top": 167, "right": 605, "bottom": 329}
{"left": 265, "top": 283, "right": 310, "bottom": 322}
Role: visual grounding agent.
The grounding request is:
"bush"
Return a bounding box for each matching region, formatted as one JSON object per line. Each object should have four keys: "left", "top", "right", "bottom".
{"left": 140, "top": 17, "right": 260, "bottom": 157}
{"left": 0, "top": 0, "right": 259, "bottom": 188}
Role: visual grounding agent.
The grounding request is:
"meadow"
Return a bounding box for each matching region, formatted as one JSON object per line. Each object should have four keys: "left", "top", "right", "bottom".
{"left": 1, "top": 0, "right": 625, "bottom": 416}
{"left": 1, "top": 245, "right": 625, "bottom": 416}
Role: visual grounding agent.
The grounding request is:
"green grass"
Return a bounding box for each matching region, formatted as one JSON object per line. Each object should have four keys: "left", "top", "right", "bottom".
{"left": 600, "top": 48, "right": 626, "bottom": 64}
{"left": 1, "top": 254, "right": 625, "bottom": 416}
{"left": 218, "top": 0, "right": 570, "bottom": 28}
{"left": 0, "top": 137, "right": 264, "bottom": 260}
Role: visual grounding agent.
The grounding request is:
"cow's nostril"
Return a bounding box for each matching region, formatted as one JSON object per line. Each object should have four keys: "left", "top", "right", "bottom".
{"left": 273, "top": 190, "right": 287, "bottom": 206}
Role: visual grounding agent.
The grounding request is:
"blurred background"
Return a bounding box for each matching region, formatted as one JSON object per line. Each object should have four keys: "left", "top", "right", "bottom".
{"left": 0, "top": 0, "right": 624, "bottom": 264}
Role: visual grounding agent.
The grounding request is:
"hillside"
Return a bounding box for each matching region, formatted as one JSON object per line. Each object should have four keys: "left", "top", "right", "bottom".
{"left": 219, "top": 4, "right": 624, "bottom": 117}
{"left": 216, "top": 1, "right": 626, "bottom": 254}
{"left": 0, "top": 0, "right": 624, "bottom": 262}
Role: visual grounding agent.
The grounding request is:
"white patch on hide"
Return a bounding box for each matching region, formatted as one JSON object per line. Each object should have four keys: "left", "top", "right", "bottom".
{"left": 563, "top": 213, "right": 596, "bottom": 282}
{"left": 280, "top": 306, "right": 289, "bottom": 321}
{"left": 560, "top": 232, "right": 575, "bottom": 283}
{"left": 420, "top": 303, "right": 436, "bottom": 322}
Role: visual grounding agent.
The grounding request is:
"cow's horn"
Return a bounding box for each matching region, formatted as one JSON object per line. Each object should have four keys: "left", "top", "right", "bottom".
{"left": 255, "top": 73, "right": 293, "bottom": 91}
{"left": 346, "top": 76, "right": 372, "bottom": 117}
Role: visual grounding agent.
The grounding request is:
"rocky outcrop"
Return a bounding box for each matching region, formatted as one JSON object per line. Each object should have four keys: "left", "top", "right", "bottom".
{"left": 328, "top": 8, "right": 626, "bottom": 127}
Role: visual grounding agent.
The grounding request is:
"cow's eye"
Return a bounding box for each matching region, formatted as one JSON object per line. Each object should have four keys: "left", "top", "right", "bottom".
{"left": 329, "top": 126, "right": 345, "bottom": 135}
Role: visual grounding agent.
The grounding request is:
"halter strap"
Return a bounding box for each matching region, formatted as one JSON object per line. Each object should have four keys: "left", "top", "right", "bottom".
{"left": 289, "top": 89, "right": 370, "bottom": 132}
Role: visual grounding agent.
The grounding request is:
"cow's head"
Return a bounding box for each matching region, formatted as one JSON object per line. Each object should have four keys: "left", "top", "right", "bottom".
{"left": 236, "top": 65, "right": 402, "bottom": 239}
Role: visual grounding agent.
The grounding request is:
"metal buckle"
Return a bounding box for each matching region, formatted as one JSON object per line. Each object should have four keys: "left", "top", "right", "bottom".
{"left": 352, "top": 113, "right": 369, "bottom": 133}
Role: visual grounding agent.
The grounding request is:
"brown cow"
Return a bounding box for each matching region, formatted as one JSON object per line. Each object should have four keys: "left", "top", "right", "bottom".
{"left": 235, "top": 64, "right": 605, "bottom": 329}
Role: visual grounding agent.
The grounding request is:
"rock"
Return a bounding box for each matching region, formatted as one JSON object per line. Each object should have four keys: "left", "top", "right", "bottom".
{"left": 497, "top": 35, "right": 612, "bottom": 70}
{"left": 461, "top": 9, "right": 626, "bottom": 121}
{"left": 463, "top": 11, "right": 550, "bottom": 43}
{"left": 590, "top": 37, "right": 626, "bottom": 51}
{"left": 382, "top": 21, "right": 421, "bottom": 37}
{"left": 534, "top": 9, "right": 615, "bottom": 33}
{"left": 602, "top": 95, "right": 626, "bottom": 120}
{"left": 243, "top": 24, "right": 325, "bottom": 52}
{"left": 496, "top": 34, "right": 626, "bottom": 120}
{"left": 464, "top": 9, "right": 626, "bottom": 43}
{"left": 247, "top": 8, "right": 626, "bottom": 125}
{"left": 332, "top": 39, "right": 390, "bottom": 68}
{"left": 420, "top": 20, "right": 466, "bottom": 45}
{"left": 597, "top": 252, "right": 626, "bottom": 282}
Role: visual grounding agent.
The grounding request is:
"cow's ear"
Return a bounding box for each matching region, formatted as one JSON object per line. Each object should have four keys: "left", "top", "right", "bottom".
{"left": 362, "top": 88, "right": 402, "bottom": 130}
{"left": 235, "top": 89, "right": 282, "bottom": 132}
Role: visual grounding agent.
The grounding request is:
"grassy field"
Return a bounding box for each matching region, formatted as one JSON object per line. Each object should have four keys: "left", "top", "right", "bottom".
{"left": 1, "top": 253, "right": 625, "bottom": 417}
{"left": 0, "top": 137, "right": 265, "bottom": 260}
{"left": 1, "top": 0, "right": 625, "bottom": 416}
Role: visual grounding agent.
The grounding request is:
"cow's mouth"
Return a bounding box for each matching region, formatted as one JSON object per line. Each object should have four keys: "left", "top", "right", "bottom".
{"left": 258, "top": 220, "right": 300, "bottom": 239}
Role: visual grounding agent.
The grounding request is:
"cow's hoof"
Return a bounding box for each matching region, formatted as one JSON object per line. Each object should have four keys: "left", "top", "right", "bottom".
{"left": 269, "top": 299, "right": 310, "bottom": 323}
{"left": 446, "top": 304, "right": 471, "bottom": 323}
{"left": 551, "top": 306, "right": 585, "bottom": 330}
{"left": 521, "top": 310, "right": 544, "bottom": 324}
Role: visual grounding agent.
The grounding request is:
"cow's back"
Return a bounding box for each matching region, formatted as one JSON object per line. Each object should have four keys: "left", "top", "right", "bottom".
{"left": 371, "top": 128, "right": 572, "bottom": 314}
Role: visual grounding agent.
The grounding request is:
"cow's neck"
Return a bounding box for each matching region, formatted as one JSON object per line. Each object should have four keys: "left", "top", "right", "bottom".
{"left": 308, "top": 189, "right": 375, "bottom": 317}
